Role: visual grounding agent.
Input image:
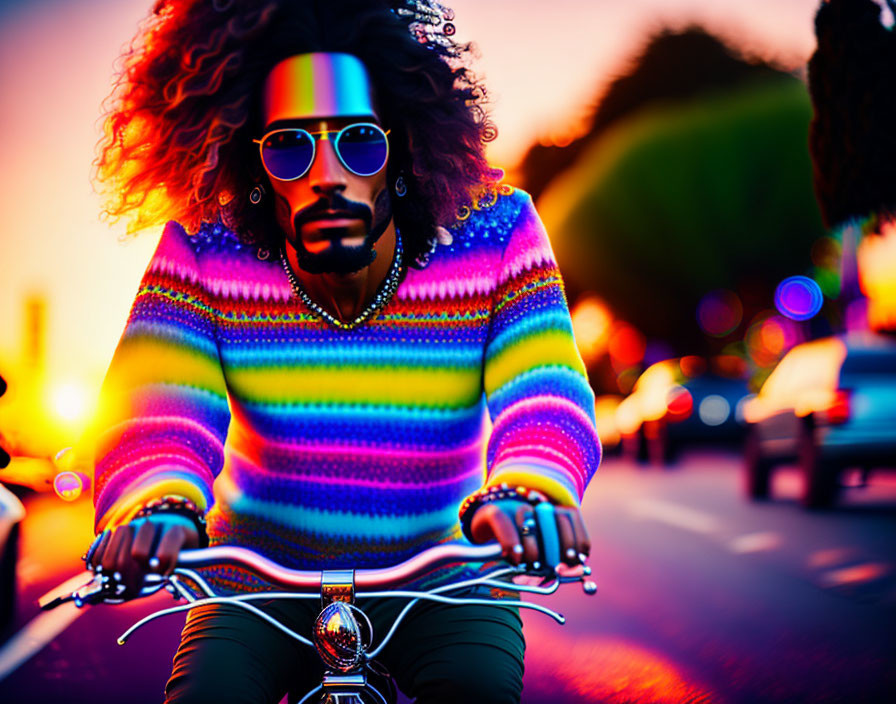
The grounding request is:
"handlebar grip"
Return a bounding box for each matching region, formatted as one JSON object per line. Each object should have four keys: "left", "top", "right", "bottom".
{"left": 535, "top": 502, "right": 561, "bottom": 568}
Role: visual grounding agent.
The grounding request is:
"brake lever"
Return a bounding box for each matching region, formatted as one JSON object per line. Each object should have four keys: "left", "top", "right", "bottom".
{"left": 514, "top": 555, "right": 597, "bottom": 595}
{"left": 558, "top": 569, "right": 598, "bottom": 595}
{"left": 39, "top": 573, "right": 107, "bottom": 610}
{"left": 39, "top": 570, "right": 169, "bottom": 610}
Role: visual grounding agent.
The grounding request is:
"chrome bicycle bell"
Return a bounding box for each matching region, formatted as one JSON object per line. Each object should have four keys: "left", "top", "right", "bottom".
{"left": 313, "top": 601, "right": 365, "bottom": 672}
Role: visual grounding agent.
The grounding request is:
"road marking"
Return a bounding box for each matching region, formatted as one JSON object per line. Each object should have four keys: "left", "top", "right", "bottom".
{"left": 728, "top": 531, "right": 782, "bottom": 554}
{"left": 626, "top": 498, "right": 719, "bottom": 535}
{"left": 0, "top": 573, "right": 90, "bottom": 682}
{"left": 818, "top": 562, "right": 891, "bottom": 588}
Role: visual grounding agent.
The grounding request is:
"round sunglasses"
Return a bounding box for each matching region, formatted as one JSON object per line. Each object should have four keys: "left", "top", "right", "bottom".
{"left": 254, "top": 122, "right": 390, "bottom": 181}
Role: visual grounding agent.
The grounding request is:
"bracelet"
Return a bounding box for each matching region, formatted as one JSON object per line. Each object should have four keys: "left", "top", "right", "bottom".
{"left": 458, "top": 483, "right": 548, "bottom": 540}
{"left": 134, "top": 495, "right": 210, "bottom": 548}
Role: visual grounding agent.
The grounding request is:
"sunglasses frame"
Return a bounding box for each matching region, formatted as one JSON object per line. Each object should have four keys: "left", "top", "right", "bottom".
{"left": 253, "top": 122, "right": 391, "bottom": 182}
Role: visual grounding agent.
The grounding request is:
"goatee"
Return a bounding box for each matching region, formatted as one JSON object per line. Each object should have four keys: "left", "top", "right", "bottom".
{"left": 290, "top": 191, "right": 392, "bottom": 275}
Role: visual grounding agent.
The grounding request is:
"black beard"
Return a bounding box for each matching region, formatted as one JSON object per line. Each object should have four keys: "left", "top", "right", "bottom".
{"left": 290, "top": 190, "right": 392, "bottom": 275}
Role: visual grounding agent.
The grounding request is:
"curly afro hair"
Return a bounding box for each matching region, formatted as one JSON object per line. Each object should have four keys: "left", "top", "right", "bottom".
{"left": 95, "top": 0, "right": 501, "bottom": 263}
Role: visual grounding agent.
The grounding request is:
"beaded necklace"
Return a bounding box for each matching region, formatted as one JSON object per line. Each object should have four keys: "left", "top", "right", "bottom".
{"left": 279, "top": 229, "right": 404, "bottom": 330}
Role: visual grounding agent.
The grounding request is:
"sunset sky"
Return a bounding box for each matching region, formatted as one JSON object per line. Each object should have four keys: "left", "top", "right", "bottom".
{"left": 0, "top": 0, "right": 826, "bottom": 390}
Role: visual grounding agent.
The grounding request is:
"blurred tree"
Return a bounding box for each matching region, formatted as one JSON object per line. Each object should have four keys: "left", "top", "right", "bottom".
{"left": 518, "top": 27, "right": 827, "bottom": 359}
{"left": 519, "top": 27, "right": 786, "bottom": 203}
{"left": 538, "top": 78, "right": 826, "bottom": 354}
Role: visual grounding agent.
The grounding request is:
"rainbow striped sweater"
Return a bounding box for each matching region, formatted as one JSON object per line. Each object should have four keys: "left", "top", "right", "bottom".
{"left": 92, "top": 187, "right": 600, "bottom": 590}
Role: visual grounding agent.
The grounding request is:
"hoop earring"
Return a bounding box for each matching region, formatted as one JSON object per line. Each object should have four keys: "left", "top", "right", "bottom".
{"left": 394, "top": 175, "right": 407, "bottom": 198}
{"left": 249, "top": 183, "right": 266, "bottom": 205}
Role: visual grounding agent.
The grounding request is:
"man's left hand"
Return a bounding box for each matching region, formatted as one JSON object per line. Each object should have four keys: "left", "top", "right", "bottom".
{"left": 468, "top": 499, "right": 590, "bottom": 568}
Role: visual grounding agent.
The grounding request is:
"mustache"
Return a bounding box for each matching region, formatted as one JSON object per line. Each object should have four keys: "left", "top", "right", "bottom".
{"left": 293, "top": 194, "right": 372, "bottom": 232}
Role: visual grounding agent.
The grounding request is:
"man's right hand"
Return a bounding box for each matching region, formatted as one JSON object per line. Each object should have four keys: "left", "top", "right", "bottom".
{"left": 85, "top": 513, "right": 200, "bottom": 598}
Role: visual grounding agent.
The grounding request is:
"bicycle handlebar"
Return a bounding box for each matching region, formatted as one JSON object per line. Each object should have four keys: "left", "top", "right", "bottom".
{"left": 41, "top": 540, "right": 560, "bottom": 609}
{"left": 176, "top": 541, "right": 504, "bottom": 589}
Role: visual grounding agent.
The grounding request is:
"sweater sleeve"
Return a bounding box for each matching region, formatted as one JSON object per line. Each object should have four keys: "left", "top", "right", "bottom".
{"left": 92, "top": 222, "right": 231, "bottom": 532}
{"left": 482, "top": 193, "right": 601, "bottom": 506}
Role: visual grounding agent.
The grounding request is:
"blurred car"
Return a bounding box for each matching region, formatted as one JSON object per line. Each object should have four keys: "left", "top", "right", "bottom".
{"left": 594, "top": 394, "right": 624, "bottom": 455}
{"left": 742, "top": 332, "right": 896, "bottom": 508}
{"left": 617, "top": 355, "right": 752, "bottom": 465}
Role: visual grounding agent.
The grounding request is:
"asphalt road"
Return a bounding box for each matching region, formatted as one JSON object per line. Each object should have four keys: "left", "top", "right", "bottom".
{"left": 1, "top": 449, "right": 894, "bottom": 703}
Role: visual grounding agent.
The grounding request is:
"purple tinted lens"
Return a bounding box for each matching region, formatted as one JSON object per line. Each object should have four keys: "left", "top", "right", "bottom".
{"left": 336, "top": 125, "right": 388, "bottom": 176}
{"left": 262, "top": 130, "right": 314, "bottom": 180}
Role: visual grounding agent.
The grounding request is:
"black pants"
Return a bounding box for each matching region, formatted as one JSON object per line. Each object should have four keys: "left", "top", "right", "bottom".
{"left": 164, "top": 591, "right": 525, "bottom": 704}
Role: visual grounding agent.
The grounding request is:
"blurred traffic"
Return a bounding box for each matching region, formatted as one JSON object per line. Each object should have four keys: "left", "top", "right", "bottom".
{"left": 743, "top": 331, "right": 896, "bottom": 508}
{"left": 614, "top": 355, "right": 752, "bottom": 465}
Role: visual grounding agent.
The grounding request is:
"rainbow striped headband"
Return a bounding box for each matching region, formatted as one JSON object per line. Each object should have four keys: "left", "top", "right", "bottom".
{"left": 262, "top": 53, "right": 378, "bottom": 125}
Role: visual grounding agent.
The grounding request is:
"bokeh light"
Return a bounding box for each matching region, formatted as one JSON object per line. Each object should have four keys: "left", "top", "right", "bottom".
{"left": 697, "top": 394, "right": 730, "bottom": 426}
{"left": 636, "top": 360, "right": 678, "bottom": 422}
{"left": 734, "top": 393, "right": 756, "bottom": 422}
{"left": 666, "top": 385, "right": 693, "bottom": 419}
{"left": 774, "top": 275, "right": 823, "bottom": 321}
{"left": 713, "top": 353, "right": 747, "bottom": 378}
{"left": 857, "top": 225, "right": 896, "bottom": 332}
{"left": 571, "top": 294, "right": 613, "bottom": 365}
{"left": 759, "top": 318, "right": 787, "bottom": 356}
{"left": 49, "top": 381, "right": 91, "bottom": 423}
{"left": 615, "top": 393, "right": 642, "bottom": 434}
{"left": 696, "top": 289, "right": 743, "bottom": 337}
{"left": 53, "top": 470, "right": 84, "bottom": 501}
{"left": 679, "top": 355, "right": 706, "bottom": 378}
{"left": 594, "top": 395, "right": 623, "bottom": 448}
{"left": 745, "top": 312, "right": 801, "bottom": 368}
{"left": 608, "top": 323, "right": 647, "bottom": 370}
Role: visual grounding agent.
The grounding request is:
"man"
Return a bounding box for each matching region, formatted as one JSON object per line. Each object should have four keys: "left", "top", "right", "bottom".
{"left": 86, "top": 1, "right": 600, "bottom": 702}
{"left": 808, "top": 0, "right": 896, "bottom": 332}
